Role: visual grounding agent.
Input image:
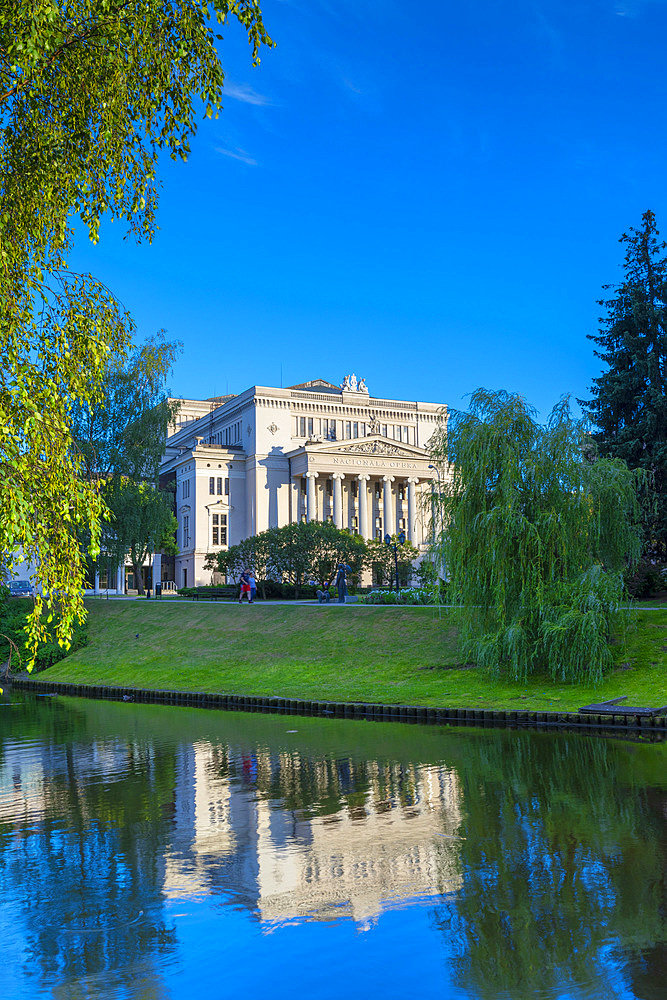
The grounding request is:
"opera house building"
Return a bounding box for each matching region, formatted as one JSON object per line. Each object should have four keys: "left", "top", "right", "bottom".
{"left": 160, "top": 375, "right": 446, "bottom": 590}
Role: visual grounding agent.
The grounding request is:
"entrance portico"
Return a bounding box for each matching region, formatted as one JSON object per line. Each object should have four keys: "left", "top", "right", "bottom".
{"left": 286, "top": 436, "right": 437, "bottom": 544}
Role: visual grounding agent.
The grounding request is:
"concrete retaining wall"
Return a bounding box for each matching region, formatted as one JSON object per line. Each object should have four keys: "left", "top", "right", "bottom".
{"left": 11, "top": 678, "right": 667, "bottom": 736}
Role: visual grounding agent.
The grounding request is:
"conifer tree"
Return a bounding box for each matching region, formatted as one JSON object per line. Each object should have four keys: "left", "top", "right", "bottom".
{"left": 580, "top": 210, "right": 667, "bottom": 557}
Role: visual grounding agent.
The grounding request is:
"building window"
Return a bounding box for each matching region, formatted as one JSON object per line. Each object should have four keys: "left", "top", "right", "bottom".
{"left": 360, "top": 422, "right": 366, "bottom": 436}
{"left": 353, "top": 421, "right": 358, "bottom": 438}
{"left": 404, "top": 425, "right": 410, "bottom": 443}
{"left": 326, "top": 479, "right": 332, "bottom": 495}
{"left": 182, "top": 479, "right": 190, "bottom": 498}
{"left": 351, "top": 480, "right": 358, "bottom": 497}
{"left": 224, "top": 477, "right": 229, "bottom": 495}
{"left": 398, "top": 484, "right": 406, "bottom": 501}
{"left": 183, "top": 516, "right": 190, "bottom": 548}
{"left": 399, "top": 517, "right": 406, "bottom": 531}
{"left": 381, "top": 424, "right": 387, "bottom": 437}
{"left": 307, "top": 417, "right": 314, "bottom": 437}
{"left": 209, "top": 476, "right": 215, "bottom": 495}
{"left": 299, "top": 416, "right": 306, "bottom": 437}
{"left": 212, "top": 513, "right": 228, "bottom": 547}
{"left": 375, "top": 517, "right": 382, "bottom": 540}
{"left": 345, "top": 421, "right": 351, "bottom": 439}
{"left": 217, "top": 477, "right": 223, "bottom": 495}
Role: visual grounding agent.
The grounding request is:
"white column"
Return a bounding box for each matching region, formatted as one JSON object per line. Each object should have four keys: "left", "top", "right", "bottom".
{"left": 407, "top": 477, "right": 419, "bottom": 542}
{"left": 94, "top": 570, "right": 100, "bottom": 595}
{"left": 332, "top": 473, "right": 344, "bottom": 528}
{"left": 153, "top": 553, "right": 162, "bottom": 591}
{"left": 290, "top": 477, "right": 300, "bottom": 523}
{"left": 116, "top": 563, "right": 124, "bottom": 595}
{"left": 305, "top": 471, "right": 318, "bottom": 522}
{"left": 357, "top": 474, "right": 370, "bottom": 538}
{"left": 383, "top": 475, "right": 395, "bottom": 538}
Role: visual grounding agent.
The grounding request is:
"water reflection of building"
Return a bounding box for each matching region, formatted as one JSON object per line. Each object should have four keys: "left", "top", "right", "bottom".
{"left": 163, "top": 742, "right": 463, "bottom": 926}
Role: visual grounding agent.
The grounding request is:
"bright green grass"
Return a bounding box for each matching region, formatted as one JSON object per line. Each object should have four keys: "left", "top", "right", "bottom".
{"left": 37, "top": 599, "right": 667, "bottom": 712}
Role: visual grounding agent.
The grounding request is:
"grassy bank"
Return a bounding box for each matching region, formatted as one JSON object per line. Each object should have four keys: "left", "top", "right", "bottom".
{"left": 30, "top": 599, "right": 667, "bottom": 713}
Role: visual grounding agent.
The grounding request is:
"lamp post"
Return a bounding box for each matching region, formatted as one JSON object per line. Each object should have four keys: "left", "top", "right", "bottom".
{"left": 384, "top": 530, "right": 406, "bottom": 593}
{"left": 428, "top": 463, "right": 445, "bottom": 583}
{"left": 428, "top": 464, "right": 442, "bottom": 545}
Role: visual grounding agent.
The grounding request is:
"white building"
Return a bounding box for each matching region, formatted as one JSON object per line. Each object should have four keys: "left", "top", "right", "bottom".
{"left": 160, "top": 375, "right": 446, "bottom": 589}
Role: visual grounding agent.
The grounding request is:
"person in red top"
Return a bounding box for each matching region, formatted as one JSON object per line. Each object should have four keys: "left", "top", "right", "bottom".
{"left": 239, "top": 569, "right": 251, "bottom": 604}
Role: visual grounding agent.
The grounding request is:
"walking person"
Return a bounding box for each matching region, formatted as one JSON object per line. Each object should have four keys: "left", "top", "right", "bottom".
{"left": 331, "top": 563, "right": 352, "bottom": 604}
{"left": 248, "top": 570, "right": 257, "bottom": 604}
{"left": 239, "top": 569, "right": 251, "bottom": 604}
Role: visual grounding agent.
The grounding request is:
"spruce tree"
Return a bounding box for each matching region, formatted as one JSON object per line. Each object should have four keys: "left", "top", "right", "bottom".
{"left": 580, "top": 210, "right": 667, "bottom": 557}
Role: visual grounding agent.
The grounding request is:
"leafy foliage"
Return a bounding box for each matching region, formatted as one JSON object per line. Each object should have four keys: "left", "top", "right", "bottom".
{"left": 366, "top": 535, "right": 419, "bottom": 588}
{"left": 362, "top": 587, "right": 435, "bottom": 605}
{"left": 579, "top": 210, "right": 667, "bottom": 557}
{"left": 429, "top": 389, "right": 643, "bottom": 683}
{"left": 0, "top": 592, "right": 87, "bottom": 675}
{"left": 70, "top": 330, "right": 181, "bottom": 595}
{"left": 0, "top": 2, "right": 271, "bottom": 660}
{"left": 102, "top": 479, "right": 177, "bottom": 595}
{"left": 206, "top": 522, "right": 371, "bottom": 596}
{"left": 70, "top": 332, "right": 182, "bottom": 483}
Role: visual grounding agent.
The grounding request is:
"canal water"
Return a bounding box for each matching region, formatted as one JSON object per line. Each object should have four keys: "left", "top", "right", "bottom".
{"left": 0, "top": 692, "right": 665, "bottom": 1000}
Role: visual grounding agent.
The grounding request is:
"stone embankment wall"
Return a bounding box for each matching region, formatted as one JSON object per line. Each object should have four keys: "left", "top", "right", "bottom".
{"left": 11, "top": 678, "right": 667, "bottom": 736}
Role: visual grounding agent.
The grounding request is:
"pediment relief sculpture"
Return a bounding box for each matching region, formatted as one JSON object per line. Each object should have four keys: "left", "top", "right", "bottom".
{"left": 337, "top": 440, "right": 403, "bottom": 456}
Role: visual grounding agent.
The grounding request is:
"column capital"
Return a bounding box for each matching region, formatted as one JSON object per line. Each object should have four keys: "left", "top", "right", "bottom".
{"left": 305, "top": 470, "right": 319, "bottom": 479}
{"left": 357, "top": 473, "right": 371, "bottom": 482}
{"left": 331, "top": 472, "right": 345, "bottom": 480}
{"left": 406, "top": 476, "right": 420, "bottom": 485}
{"left": 382, "top": 474, "right": 395, "bottom": 484}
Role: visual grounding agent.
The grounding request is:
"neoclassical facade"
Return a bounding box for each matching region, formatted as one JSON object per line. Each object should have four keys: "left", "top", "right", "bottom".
{"left": 160, "top": 376, "right": 446, "bottom": 588}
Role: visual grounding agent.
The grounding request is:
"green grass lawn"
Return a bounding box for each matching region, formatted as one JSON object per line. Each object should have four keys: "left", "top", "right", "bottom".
{"left": 32, "top": 598, "right": 667, "bottom": 713}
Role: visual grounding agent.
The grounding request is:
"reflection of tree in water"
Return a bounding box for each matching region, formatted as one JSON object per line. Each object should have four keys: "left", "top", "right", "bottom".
{"left": 429, "top": 733, "right": 667, "bottom": 1000}
{"left": 0, "top": 698, "right": 177, "bottom": 997}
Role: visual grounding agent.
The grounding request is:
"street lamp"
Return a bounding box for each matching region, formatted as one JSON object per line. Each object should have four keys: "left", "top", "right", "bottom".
{"left": 428, "top": 464, "right": 446, "bottom": 583}
{"left": 384, "top": 530, "right": 406, "bottom": 593}
{"left": 428, "top": 464, "right": 442, "bottom": 545}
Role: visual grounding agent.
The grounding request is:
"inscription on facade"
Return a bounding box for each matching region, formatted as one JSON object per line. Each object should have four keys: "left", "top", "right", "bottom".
{"left": 330, "top": 457, "right": 421, "bottom": 470}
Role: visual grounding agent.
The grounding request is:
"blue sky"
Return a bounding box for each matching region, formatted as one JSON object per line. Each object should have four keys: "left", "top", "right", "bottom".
{"left": 70, "top": 0, "right": 667, "bottom": 418}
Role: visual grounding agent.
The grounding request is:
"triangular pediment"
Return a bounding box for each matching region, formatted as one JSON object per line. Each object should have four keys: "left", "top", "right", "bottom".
{"left": 295, "top": 435, "right": 429, "bottom": 460}
{"left": 288, "top": 378, "right": 340, "bottom": 392}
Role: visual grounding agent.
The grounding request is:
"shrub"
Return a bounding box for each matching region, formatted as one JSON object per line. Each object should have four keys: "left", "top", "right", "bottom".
{"left": 362, "top": 587, "right": 436, "bottom": 606}
{"left": 0, "top": 590, "right": 88, "bottom": 674}
{"left": 625, "top": 562, "right": 667, "bottom": 599}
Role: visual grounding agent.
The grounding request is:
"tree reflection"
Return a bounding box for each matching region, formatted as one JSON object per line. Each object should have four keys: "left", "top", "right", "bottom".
{"left": 0, "top": 697, "right": 177, "bottom": 997}
{"left": 2, "top": 696, "right": 665, "bottom": 1000}
{"left": 430, "top": 733, "right": 667, "bottom": 1000}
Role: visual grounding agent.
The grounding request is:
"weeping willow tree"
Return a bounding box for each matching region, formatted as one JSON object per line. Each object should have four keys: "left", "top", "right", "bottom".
{"left": 429, "top": 389, "right": 644, "bottom": 683}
